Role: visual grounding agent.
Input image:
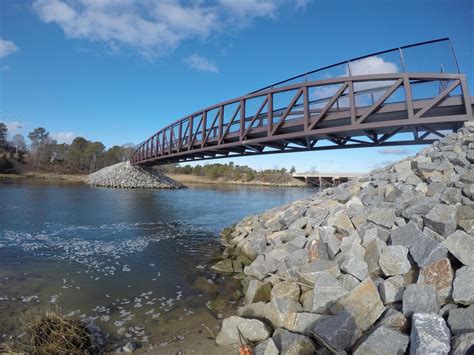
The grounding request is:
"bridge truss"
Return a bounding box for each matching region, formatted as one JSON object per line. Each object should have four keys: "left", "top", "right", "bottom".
{"left": 131, "top": 40, "right": 473, "bottom": 166}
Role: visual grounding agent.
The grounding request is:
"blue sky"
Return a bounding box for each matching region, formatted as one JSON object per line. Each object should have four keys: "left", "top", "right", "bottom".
{"left": 0, "top": 0, "right": 472, "bottom": 172}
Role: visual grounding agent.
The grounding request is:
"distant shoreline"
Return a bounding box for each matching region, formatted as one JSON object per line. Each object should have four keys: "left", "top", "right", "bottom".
{"left": 0, "top": 171, "right": 308, "bottom": 188}
{"left": 0, "top": 172, "right": 87, "bottom": 183}
{"left": 167, "top": 173, "right": 306, "bottom": 187}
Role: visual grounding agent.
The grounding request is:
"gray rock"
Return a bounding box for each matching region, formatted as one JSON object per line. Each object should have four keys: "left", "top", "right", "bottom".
{"left": 402, "top": 284, "right": 439, "bottom": 317}
{"left": 332, "top": 213, "right": 355, "bottom": 236}
{"left": 272, "top": 328, "right": 316, "bottom": 355}
{"left": 244, "top": 279, "right": 272, "bottom": 305}
{"left": 340, "top": 256, "right": 368, "bottom": 281}
{"left": 364, "top": 238, "right": 386, "bottom": 275}
{"left": 401, "top": 197, "right": 436, "bottom": 219}
{"left": 353, "top": 326, "right": 409, "bottom": 355}
{"left": 237, "top": 302, "right": 267, "bottom": 320}
{"left": 378, "top": 308, "right": 408, "bottom": 333}
{"left": 450, "top": 333, "right": 474, "bottom": 355}
{"left": 299, "top": 260, "right": 340, "bottom": 285}
{"left": 453, "top": 266, "right": 474, "bottom": 305}
{"left": 216, "top": 316, "right": 271, "bottom": 345}
{"left": 410, "top": 313, "right": 451, "bottom": 355}
{"left": 442, "top": 230, "right": 474, "bottom": 266}
{"left": 306, "top": 272, "right": 347, "bottom": 313}
{"left": 367, "top": 208, "right": 396, "bottom": 228}
{"left": 340, "top": 273, "right": 361, "bottom": 290}
{"left": 423, "top": 204, "right": 458, "bottom": 237}
{"left": 409, "top": 234, "right": 448, "bottom": 268}
{"left": 267, "top": 297, "right": 303, "bottom": 329}
{"left": 312, "top": 311, "right": 361, "bottom": 352}
{"left": 379, "top": 245, "right": 411, "bottom": 276}
{"left": 211, "top": 259, "right": 234, "bottom": 273}
{"left": 271, "top": 281, "right": 300, "bottom": 301}
{"left": 330, "top": 278, "right": 385, "bottom": 331}
{"left": 390, "top": 221, "right": 424, "bottom": 249}
{"left": 418, "top": 258, "right": 454, "bottom": 305}
{"left": 379, "top": 275, "right": 404, "bottom": 304}
{"left": 441, "top": 187, "right": 462, "bottom": 204}
{"left": 254, "top": 338, "right": 279, "bottom": 355}
{"left": 448, "top": 305, "right": 474, "bottom": 335}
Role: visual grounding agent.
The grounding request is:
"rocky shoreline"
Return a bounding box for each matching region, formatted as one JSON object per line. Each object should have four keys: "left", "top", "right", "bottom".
{"left": 87, "top": 161, "right": 183, "bottom": 189}
{"left": 211, "top": 122, "right": 474, "bottom": 354}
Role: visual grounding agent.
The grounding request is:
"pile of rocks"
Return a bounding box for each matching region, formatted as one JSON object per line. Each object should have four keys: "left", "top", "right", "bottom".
{"left": 87, "top": 161, "right": 183, "bottom": 189}
{"left": 213, "top": 122, "right": 474, "bottom": 354}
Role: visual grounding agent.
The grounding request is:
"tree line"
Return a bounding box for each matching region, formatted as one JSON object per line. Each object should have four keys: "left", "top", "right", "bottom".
{"left": 0, "top": 123, "right": 133, "bottom": 174}
{"left": 163, "top": 162, "right": 297, "bottom": 184}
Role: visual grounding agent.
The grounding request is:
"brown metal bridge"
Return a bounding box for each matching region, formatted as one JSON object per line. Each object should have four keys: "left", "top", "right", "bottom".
{"left": 131, "top": 38, "right": 473, "bottom": 166}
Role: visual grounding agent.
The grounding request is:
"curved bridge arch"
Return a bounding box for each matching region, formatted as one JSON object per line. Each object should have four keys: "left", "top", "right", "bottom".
{"left": 132, "top": 41, "right": 473, "bottom": 166}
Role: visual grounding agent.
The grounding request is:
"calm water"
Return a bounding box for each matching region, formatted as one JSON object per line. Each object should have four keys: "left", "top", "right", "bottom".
{"left": 0, "top": 180, "right": 315, "bottom": 351}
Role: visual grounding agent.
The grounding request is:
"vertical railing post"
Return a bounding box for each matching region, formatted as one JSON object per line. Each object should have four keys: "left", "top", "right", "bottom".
{"left": 267, "top": 93, "right": 273, "bottom": 136}
{"left": 303, "top": 86, "right": 309, "bottom": 129}
{"left": 460, "top": 76, "right": 473, "bottom": 119}
{"left": 240, "top": 99, "right": 245, "bottom": 142}
{"left": 403, "top": 74, "right": 415, "bottom": 120}
{"left": 348, "top": 81, "right": 356, "bottom": 124}
{"left": 218, "top": 106, "right": 224, "bottom": 144}
{"left": 201, "top": 111, "right": 207, "bottom": 148}
{"left": 188, "top": 116, "right": 194, "bottom": 150}
{"left": 178, "top": 121, "right": 183, "bottom": 152}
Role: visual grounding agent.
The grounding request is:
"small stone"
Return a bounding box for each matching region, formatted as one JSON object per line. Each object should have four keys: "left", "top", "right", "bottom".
{"left": 367, "top": 208, "right": 396, "bottom": 228}
{"left": 215, "top": 316, "right": 271, "bottom": 345}
{"left": 340, "top": 256, "right": 368, "bottom": 281}
{"left": 271, "top": 281, "right": 300, "bottom": 301}
{"left": 340, "top": 273, "right": 361, "bottom": 290}
{"left": 423, "top": 204, "right": 458, "bottom": 237}
{"left": 453, "top": 266, "right": 474, "bottom": 305}
{"left": 409, "top": 234, "right": 448, "bottom": 268}
{"left": 244, "top": 280, "right": 272, "bottom": 305}
{"left": 299, "top": 260, "right": 340, "bottom": 285}
{"left": 402, "top": 284, "right": 439, "bottom": 317}
{"left": 353, "top": 326, "right": 409, "bottom": 355}
{"left": 379, "top": 275, "right": 404, "bottom": 304}
{"left": 122, "top": 342, "right": 137, "bottom": 353}
{"left": 272, "top": 328, "right": 316, "bottom": 354}
{"left": 418, "top": 258, "right": 453, "bottom": 305}
{"left": 330, "top": 278, "right": 385, "bottom": 331}
{"left": 442, "top": 230, "right": 474, "bottom": 266}
{"left": 312, "top": 311, "right": 361, "bottom": 352}
{"left": 390, "top": 221, "right": 424, "bottom": 248}
{"left": 448, "top": 305, "right": 474, "bottom": 335}
{"left": 379, "top": 245, "right": 411, "bottom": 276}
{"left": 410, "top": 313, "right": 450, "bottom": 355}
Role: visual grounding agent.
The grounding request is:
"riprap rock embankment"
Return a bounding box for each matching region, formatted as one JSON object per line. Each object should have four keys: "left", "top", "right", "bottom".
{"left": 213, "top": 122, "right": 474, "bottom": 354}
{"left": 87, "top": 161, "right": 183, "bottom": 189}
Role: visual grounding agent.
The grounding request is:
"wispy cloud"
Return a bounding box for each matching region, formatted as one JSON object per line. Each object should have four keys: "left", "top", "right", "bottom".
{"left": 377, "top": 148, "right": 412, "bottom": 155}
{"left": 31, "top": 0, "right": 312, "bottom": 58}
{"left": 51, "top": 131, "right": 76, "bottom": 144}
{"left": 0, "top": 39, "right": 19, "bottom": 59}
{"left": 184, "top": 54, "right": 219, "bottom": 73}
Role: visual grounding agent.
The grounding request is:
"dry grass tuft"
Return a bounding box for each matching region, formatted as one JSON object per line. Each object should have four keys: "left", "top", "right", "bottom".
{"left": 22, "top": 309, "right": 97, "bottom": 354}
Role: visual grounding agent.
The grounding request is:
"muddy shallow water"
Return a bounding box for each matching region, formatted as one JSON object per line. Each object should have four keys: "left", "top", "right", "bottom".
{"left": 0, "top": 180, "right": 316, "bottom": 353}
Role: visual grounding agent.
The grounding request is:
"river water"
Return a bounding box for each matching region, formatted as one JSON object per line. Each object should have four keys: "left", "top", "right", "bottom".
{"left": 0, "top": 180, "right": 315, "bottom": 352}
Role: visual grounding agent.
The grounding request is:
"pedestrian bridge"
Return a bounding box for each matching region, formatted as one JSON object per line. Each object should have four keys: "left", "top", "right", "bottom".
{"left": 131, "top": 38, "right": 473, "bottom": 166}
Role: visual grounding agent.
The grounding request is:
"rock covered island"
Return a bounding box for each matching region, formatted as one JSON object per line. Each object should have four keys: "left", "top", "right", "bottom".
{"left": 87, "top": 161, "right": 183, "bottom": 189}
{"left": 213, "top": 122, "right": 474, "bottom": 354}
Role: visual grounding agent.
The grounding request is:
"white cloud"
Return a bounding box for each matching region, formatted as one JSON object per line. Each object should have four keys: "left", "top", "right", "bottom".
{"left": 51, "top": 131, "right": 76, "bottom": 144}
{"left": 184, "top": 54, "right": 219, "bottom": 73}
{"left": 0, "top": 39, "right": 19, "bottom": 59}
{"left": 312, "top": 56, "right": 399, "bottom": 105}
{"left": 32, "top": 0, "right": 311, "bottom": 58}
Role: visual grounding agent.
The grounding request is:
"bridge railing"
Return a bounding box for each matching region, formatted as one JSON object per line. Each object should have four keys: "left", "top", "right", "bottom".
{"left": 131, "top": 70, "right": 471, "bottom": 164}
